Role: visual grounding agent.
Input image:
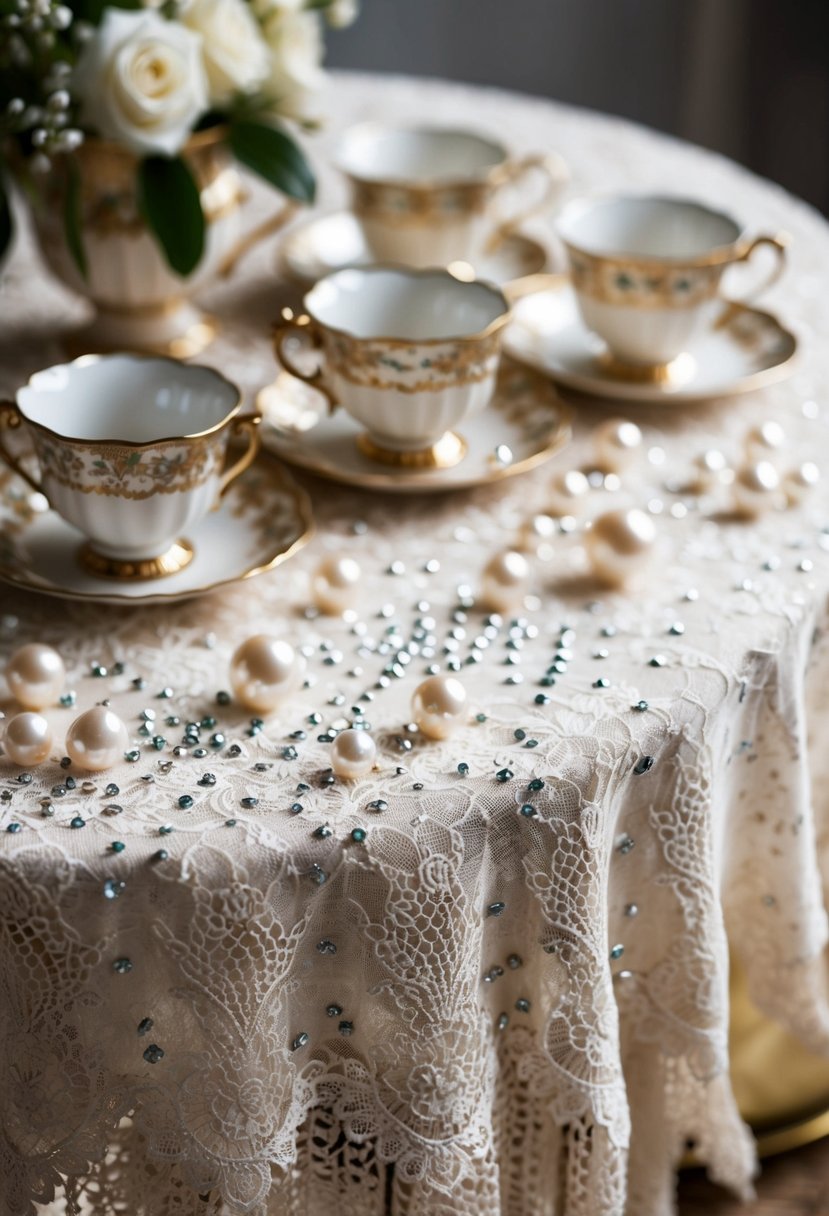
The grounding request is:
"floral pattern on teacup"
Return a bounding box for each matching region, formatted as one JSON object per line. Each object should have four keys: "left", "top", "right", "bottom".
{"left": 324, "top": 331, "right": 502, "bottom": 393}
{"left": 352, "top": 179, "right": 490, "bottom": 226}
{"left": 33, "top": 433, "right": 225, "bottom": 499}
{"left": 568, "top": 251, "right": 723, "bottom": 308}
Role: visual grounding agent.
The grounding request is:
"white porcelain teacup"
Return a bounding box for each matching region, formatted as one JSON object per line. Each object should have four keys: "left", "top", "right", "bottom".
{"left": 333, "top": 123, "right": 569, "bottom": 269}
{"left": 0, "top": 354, "right": 260, "bottom": 580}
{"left": 557, "top": 194, "right": 788, "bottom": 378}
{"left": 273, "top": 267, "right": 510, "bottom": 468}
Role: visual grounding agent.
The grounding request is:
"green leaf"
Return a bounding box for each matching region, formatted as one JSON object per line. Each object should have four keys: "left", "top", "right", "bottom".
{"left": 0, "top": 175, "right": 12, "bottom": 267}
{"left": 63, "top": 160, "right": 87, "bottom": 281}
{"left": 229, "top": 120, "right": 315, "bottom": 205}
{"left": 137, "top": 155, "right": 205, "bottom": 278}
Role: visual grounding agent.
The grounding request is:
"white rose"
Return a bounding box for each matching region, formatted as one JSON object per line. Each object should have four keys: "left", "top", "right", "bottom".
{"left": 73, "top": 10, "right": 208, "bottom": 156}
{"left": 326, "top": 0, "right": 358, "bottom": 29}
{"left": 263, "top": 9, "right": 327, "bottom": 122}
{"left": 183, "top": 0, "right": 270, "bottom": 106}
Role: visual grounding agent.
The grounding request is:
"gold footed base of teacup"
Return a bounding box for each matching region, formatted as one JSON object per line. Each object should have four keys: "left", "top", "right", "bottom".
{"left": 63, "top": 300, "right": 218, "bottom": 361}
{"left": 597, "top": 349, "right": 697, "bottom": 388}
{"left": 356, "top": 431, "right": 468, "bottom": 470}
{"left": 78, "top": 539, "right": 195, "bottom": 581}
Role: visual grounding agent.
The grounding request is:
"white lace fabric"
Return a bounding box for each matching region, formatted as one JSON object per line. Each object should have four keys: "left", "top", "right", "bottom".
{"left": 2, "top": 72, "right": 829, "bottom": 1216}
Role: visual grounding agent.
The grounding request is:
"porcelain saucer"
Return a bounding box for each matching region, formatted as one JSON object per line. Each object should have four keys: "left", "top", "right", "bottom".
{"left": 279, "top": 210, "right": 548, "bottom": 287}
{"left": 503, "top": 274, "right": 799, "bottom": 402}
{"left": 0, "top": 450, "right": 314, "bottom": 605}
{"left": 257, "top": 358, "right": 571, "bottom": 493}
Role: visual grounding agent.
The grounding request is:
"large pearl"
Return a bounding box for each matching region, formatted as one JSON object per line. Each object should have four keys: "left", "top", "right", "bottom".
{"left": 230, "top": 636, "right": 304, "bottom": 713}
{"left": 412, "top": 674, "right": 468, "bottom": 740}
{"left": 330, "top": 728, "right": 376, "bottom": 779}
{"left": 66, "top": 706, "right": 129, "bottom": 771}
{"left": 313, "top": 555, "right": 361, "bottom": 615}
{"left": 586, "top": 508, "right": 657, "bottom": 587}
{"left": 784, "top": 461, "right": 820, "bottom": 506}
{"left": 593, "top": 419, "right": 643, "bottom": 472}
{"left": 547, "top": 468, "right": 590, "bottom": 517}
{"left": 3, "top": 712, "right": 53, "bottom": 766}
{"left": 733, "top": 460, "right": 781, "bottom": 517}
{"left": 6, "top": 643, "right": 65, "bottom": 710}
{"left": 480, "top": 550, "right": 529, "bottom": 612}
{"left": 745, "top": 420, "right": 786, "bottom": 461}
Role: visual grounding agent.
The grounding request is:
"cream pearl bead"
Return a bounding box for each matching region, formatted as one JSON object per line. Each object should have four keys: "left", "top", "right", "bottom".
{"left": 412, "top": 674, "right": 468, "bottom": 740}
{"left": 593, "top": 419, "right": 643, "bottom": 472}
{"left": 65, "top": 706, "right": 129, "bottom": 772}
{"left": 6, "top": 643, "right": 65, "bottom": 710}
{"left": 745, "top": 420, "right": 786, "bottom": 461}
{"left": 230, "top": 636, "right": 304, "bottom": 713}
{"left": 688, "top": 449, "right": 729, "bottom": 493}
{"left": 330, "top": 728, "right": 376, "bottom": 780}
{"left": 783, "top": 461, "right": 820, "bottom": 506}
{"left": 585, "top": 508, "right": 657, "bottom": 588}
{"left": 480, "top": 550, "right": 529, "bottom": 613}
{"left": 3, "top": 712, "right": 53, "bottom": 766}
{"left": 733, "top": 460, "right": 781, "bottom": 518}
{"left": 516, "top": 513, "right": 557, "bottom": 555}
{"left": 547, "top": 468, "right": 590, "bottom": 517}
{"left": 313, "top": 555, "right": 361, "bottom": 615}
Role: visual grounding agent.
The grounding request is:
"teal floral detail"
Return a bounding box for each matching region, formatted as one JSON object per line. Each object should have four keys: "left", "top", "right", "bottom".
{"left": 615, "top": 272, "right": 634, "bottom": 290}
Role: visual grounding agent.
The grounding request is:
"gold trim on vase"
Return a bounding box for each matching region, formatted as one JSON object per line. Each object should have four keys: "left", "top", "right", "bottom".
{"left": 78, "top": 538, "right": 194, "bottom": 580}
{"left": 356, "top": 430, "right": 467, "bottom": 469}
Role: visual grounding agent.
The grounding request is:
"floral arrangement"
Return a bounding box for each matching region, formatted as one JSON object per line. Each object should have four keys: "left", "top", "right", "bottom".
{"left": 0, "top": 0, "right": 356, "bottom": 275}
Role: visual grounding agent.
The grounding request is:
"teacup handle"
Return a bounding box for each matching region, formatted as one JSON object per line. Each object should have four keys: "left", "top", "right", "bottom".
{"left": 219, "top": 413, "right": 262, "bottom": 498}
{"left": 721, "top": 232, "right": 790, "bottom": 308}
{"left": 0, "top": 401, "right": 47, "bottom": 500}
{"left": 273, "top": 312, "right": 339, "bottom": 413}
{"left": 488, "top": 151, "right": 570, "bottom": 251}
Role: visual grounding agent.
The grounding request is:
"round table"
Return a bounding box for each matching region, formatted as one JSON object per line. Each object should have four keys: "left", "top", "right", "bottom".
{"left": 3, "top": 72, "right": 829, "bottom": 1216}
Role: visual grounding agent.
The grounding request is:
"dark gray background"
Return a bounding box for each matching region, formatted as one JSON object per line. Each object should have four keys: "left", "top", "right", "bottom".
{"left": 327, "top": 0, "right": 829, "bottom": 213}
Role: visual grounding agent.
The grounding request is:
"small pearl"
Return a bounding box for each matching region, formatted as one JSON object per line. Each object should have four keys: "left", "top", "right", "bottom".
{"left": 585, "top": 508, "right": 657, "bottom": 588}
{"left": 480, "top": 550, "right": 529, "bottom": 612}
{"left": 688, "top": 449, "right": 729, "bottom": 493}
{"left": 745, "top": 420, "right": 786, "bottom": 461}
{"left": 66, "top": 706, "right": 129, "bottom": 771}
{"left": 733, "top": 461, "right": 782, "bottom": 518}
{"left": 412, "top": 674, "right": 468, "bottom": 740}
{"left": 547, "top": 469, "right": 590, "bottom": 517}
{"left": 783, "top": 461, "right": 820, "bottom": 506}
{"left": 6, "top": 643, "right": 65, "bottom": 709}
{"left": 516, "top": 513, "right": 557, "bottom": 555}
{"left": 230, "top": 636, "right": 304, "bottom": 713}
{"left": 3, "top": 712, "right": 53, "bottom": 766}
{"left": 313, "top": 555, "right": 361, "bottom": 615}
{"left": 330, "top": 728, "right": 376, "bottom": 779}
{"left": 593, "top": 419, "right": 643, "bottom": 472}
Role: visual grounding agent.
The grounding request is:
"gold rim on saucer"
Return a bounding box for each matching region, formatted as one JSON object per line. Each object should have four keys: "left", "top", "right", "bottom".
{"left": 597, "top": 350, "right": 697, "bottom": 387}
{"left": 78, "top": 539, "right": 195, "bottom": 581}
{"left": 356, "top": 430, "right": 467, "bottom": 469}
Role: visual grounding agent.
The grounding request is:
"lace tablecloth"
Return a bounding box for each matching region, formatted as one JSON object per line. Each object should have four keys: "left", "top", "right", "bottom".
{"left": 2, "top": 72, "right": 829, "bottom": 1216}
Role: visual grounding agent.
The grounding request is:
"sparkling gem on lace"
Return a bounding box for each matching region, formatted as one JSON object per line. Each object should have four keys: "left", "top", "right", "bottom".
{"left": 91, "top": 663, "right": 107, "bottom": 678}
{"left": 368, "top": 799, "right": 388, "bottom": 811}
{"left": 6, "top": 822, "right": 21, "bottom": 833}
{"left": 16, "top": 773, "right": 33, "bottom": 785}
{"left": 105, "top": 783, "right": 119, "bottom": 796}
{"left": 543, "top": 944, "right": 557, "bottom": 954}
{"left": 158, "top": 687, "right": 173, "bottom": 699}
{"left": 198, "top": 773, "right": 216, "bottom": 787}
{"left": 313, "top": 824, "right": 333, "bottom": 839}
{"left": 41, "top": 804, "right": 55, "bottom": 817}
{"left": 632, "top": 700, "right": 649, "bottom": 712}
{"left": 317, "top": 940, "right": 337, "bottom": 956}
{"left": 326, "top": 1003, "right": 343, "bottom": 1017}
{"left": 291, "top": 1032, "right": 309, "bottom": 1050}
{"left": 495, "top": 768, "right": 514, "bottom": 783}
{"left": 159, "top": 825, "right": 174, "bottom": 835}
{"left": 153, "top": 849, "right": 169, "bottom": 862}
{"left": 178, "top": 795, "right": 193, "bottom": 809}
{"left": 519, "top": 804, "right": 537, "bottom": 818}
{"left": 528, "top": 779, "right": 544, "bottom": 791}
{"left": 59, "top": 756, "right": 72, "bottom": 769}
{"left": 593, "top": 678, "right": 610, "bottom": 689}
{"left": 110, "top": 840, "right": 125, "bottom": 853}
{"left": 534, "top": 693, "right": 551, "bottom": 705}
{"left": 610, "top": 943, "right": 624, "bottom": 959}
{"left": 103, "top": 879, "right": 125, "bottom": 900}
{"left": 497, "top": 1013, "right": 509, "bottom": 1030}
{"left": 125, "top": 750, "right": 140, "bottom": 762}
{"left": 290, "top": 802, "right": 303, "bottom": 815}
{"left": 240, "top": 797, "right": 258, "bottom": 809}
{"left": 487, "top": 901, "right": 506, "bottom": 917}
{"left": 625, "top": 903, "right": 639, "bottom": 917}
{"left": 70, "top": 816, "right": 85, "bottom": 829}
{"left": 515, "top": 998, "right": 530, "bottom": 1013}
{"left": 132, "top": 677, "right": 147, "bottom": 691}
{"left": 227, "top": 744, "right": 242, "bottom": 757}
{"left": 308, "top": 864, "right": 327, "bottom": 885}
{"left": 351, "top": 827, "right": 367, "bottom": 843}
{"left": 225, "top": 818, "right": 237, "bottom": 827}
{"left": 648, "top": 655, "right": 667, "bottom": 667}
{"left": 113, "top": 957, "right": 133, "bottom": 973}
{"left": 508, "top": 954, "right": 523, "bottom": 969}
{"left": 137, "top": 1017, "right": 153, "bottom": 1035}
{"left": 103, "top": 804, "right": 122, "bottom": 816}
{"left": 65, "top": 776, "right": 76, "bottom": 790}
{"left": 216, "top": 690, "right": 231, "bottom": 706}
{"left": 59, "top": 691, "right": 76, "bottom": 707}
{"left": 668, "top": 622, "right": 685, "bottom": 635}
{"left": 282, "top": 745, "right": 298, "bottom": 760}
{"left": 633, "top": 755, "right": 655, "bottom": 774}
{"left": 151, "top": 736, "right": 166, "bottom": 751}
{"left": 615, "top": 833, "right": 635, "bottom": 854}
{"left": 338, "top": 1020, "right": 354, "bottom": 1036}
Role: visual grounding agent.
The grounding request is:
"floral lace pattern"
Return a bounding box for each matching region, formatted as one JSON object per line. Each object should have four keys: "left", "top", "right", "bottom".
{"left": 2, "top": 72, "right": 829, "bottom": 1216}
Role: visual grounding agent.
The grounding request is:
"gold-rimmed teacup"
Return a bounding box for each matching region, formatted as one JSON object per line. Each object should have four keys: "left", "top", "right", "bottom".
{"left": 333, "top": 123, "right": 569, "bottom": 269}
{"left": 0, "top": 354, "right": 260, "bottom": 579}
{"left": 557, "top": 194, "right": 789, "bottom": 381}
{"left": 272, "top": 266, "right": 510, "bottom": 469}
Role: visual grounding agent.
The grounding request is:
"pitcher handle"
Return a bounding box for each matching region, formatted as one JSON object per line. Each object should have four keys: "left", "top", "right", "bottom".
{"left": 219, "top": 413, "right": 261, "bottom": 498}
{"left": 487, "top": 151, "right": 570, "bottom": 251}
{"left": 0, "top": 401, "right": 46, "bottom": 498}
{"left": 273, "top": 311, "right": 338, "bottom": 413}
{"left": 217, "top": 200, "right": 299, "bottom": 279}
